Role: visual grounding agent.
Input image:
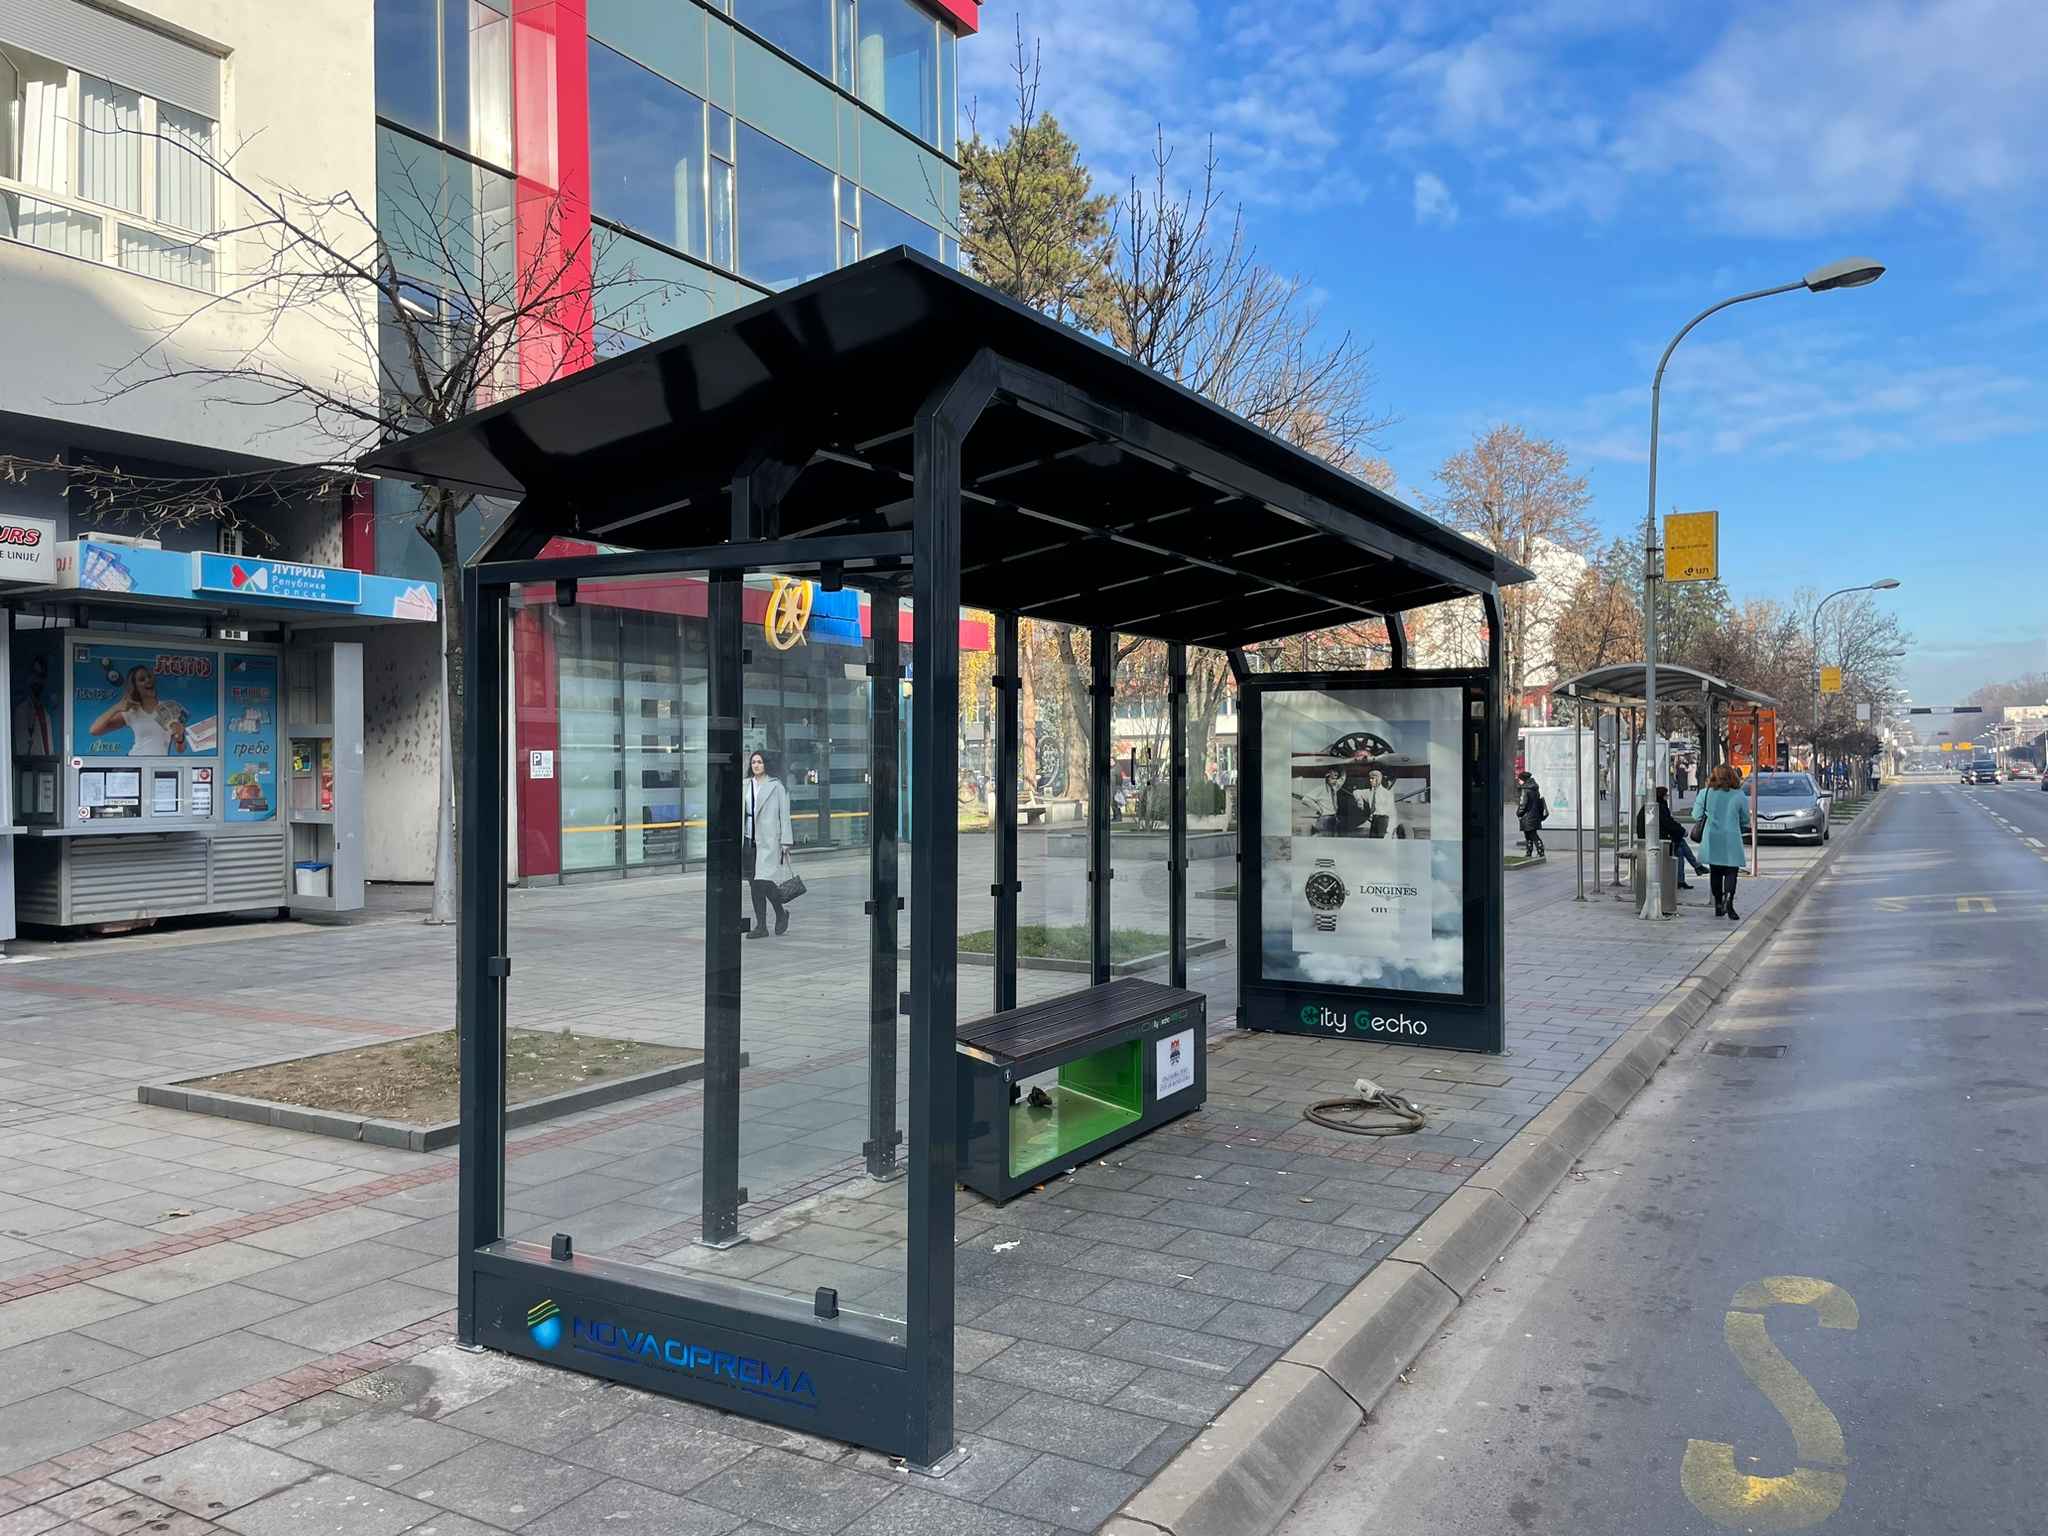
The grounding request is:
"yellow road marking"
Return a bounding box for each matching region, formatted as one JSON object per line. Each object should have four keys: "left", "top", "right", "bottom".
{"left": 1957, "top": 896, "right": 1996, "bottom": 913}
{"left": 1683, "top": 1276, "right": 1858, "bottom": 1531}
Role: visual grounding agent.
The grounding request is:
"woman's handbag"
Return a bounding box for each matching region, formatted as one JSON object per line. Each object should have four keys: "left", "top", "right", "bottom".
{"left": 1689, "top": 818, "right": 1705, "bottom": 844}
{"left": 774, "top": 860, "right": 807, "bottom": 904}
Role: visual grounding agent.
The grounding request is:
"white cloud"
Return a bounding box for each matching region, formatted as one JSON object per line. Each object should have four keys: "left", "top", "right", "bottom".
{"left": 1614, "top": 0, "right": 2048, "bottom": 235}
{"left": 1528, "top": 322, "right": 2040, "bottom": 467}
{"left": 1412, "top": 171, "right": 1459, "bottom": 226}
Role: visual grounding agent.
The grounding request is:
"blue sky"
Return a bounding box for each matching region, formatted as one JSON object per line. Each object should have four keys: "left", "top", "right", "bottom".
{"left": 961, "top": 0, "right": 2047, "bottom": 709}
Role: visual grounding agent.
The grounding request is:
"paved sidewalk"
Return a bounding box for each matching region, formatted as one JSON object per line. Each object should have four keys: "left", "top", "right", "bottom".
{"left": 0, "top": 839, "right": 1818, "bottom": 1534}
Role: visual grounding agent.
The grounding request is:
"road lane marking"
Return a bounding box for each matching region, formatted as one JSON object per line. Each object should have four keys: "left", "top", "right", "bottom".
{"left": 1957, "top": 896, "right": 1997, "bottom": 913}
{"left": 1683, "top": 1276, "right": 1858, "bottom": 1532}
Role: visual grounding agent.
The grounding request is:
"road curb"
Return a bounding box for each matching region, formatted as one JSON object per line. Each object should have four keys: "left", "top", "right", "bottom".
{"left": 1114, "top": 788, "right": 1891, "bottom": 1536}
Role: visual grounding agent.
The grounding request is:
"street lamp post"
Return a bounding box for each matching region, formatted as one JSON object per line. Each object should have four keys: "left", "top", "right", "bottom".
{"left": 1637, "top": 257, "right": 1886, "bottom": 920}
{"left": 1810, "top": 582, "right": 1902, "bottom": 785}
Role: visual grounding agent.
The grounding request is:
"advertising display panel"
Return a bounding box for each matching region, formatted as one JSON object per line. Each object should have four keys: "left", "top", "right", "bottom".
{"left": 1240, "top": 672, "right": 1503, "bottom": 1053}
{"left": 1521, "top": 724, "right": 1605, "bottom": 832}
{"left": 72, "top": 643, "right": 218, "bottom": 757}
{"left": 222, "top": 654, "right": 279, "bottom": 823}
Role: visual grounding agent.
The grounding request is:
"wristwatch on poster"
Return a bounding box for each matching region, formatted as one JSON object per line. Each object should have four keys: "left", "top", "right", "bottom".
{"left": 1303, "top": 857, "right": 1346, "bottom": 933}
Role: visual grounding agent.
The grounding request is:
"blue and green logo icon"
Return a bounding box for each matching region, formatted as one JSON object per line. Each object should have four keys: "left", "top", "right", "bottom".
{"left": 527, "top": 1298, "right": 562, "bottom": 1350}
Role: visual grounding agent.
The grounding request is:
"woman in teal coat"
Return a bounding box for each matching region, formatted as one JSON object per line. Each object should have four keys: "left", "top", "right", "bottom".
{"left": 1693, "top": 762, "right": 1752, "bottom": 919}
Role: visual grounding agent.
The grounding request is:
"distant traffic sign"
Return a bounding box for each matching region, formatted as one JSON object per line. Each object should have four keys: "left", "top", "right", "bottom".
{"left": 1820, "top": 666, "right": 1843, "bottom": 695}
{"left": 1664, "top": 510, "right": 1718, "bottom": 582}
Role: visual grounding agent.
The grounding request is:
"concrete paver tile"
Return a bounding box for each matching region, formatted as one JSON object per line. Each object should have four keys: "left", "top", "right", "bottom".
{"left": 554, "top": 1410, "right": 754, "bottom": 1494}
{"left": 0, "top": 1331, "right": 142, "bottom": 1409}
{"left": 227, "top": 1392, "right": 371, "bottom": 1449}
{"left": 0, "top": 1288, "right": 144, "bottom": 1352}
{"left": 0, "top": 1390, "right": 142, "bottom": 1477}
{"left": 217, "top": 1470, "right": 436, "bottom": 1536}
{"left": 236, "top": 1209, "right": 416, "bottom": 1260}
{"left": 843, "top": 1486, "right": 1054, "bottom": 1536}
{"left": 234, "top": 1241, "right": 431, "bottom": 1305}
{"left": 982, "top": 1392, "right": 1169, "bottom": 1470}
{"left": 981, "top": 1451, "right": 1142, "bottom": 1533}
{"left": 690, "top": 1446, "right": 896, "bottom": 1535}
{"left": 108, "top": 1437, "right": 316, "bottom": 1517}
{"left": 518, "top": 1480, "right": 743, "bottom": 1536}
{"left": 287, "top": 1408, "right": 476, "bottom": 1486}
{"left": 973, "top": 1342, "right": 1145, "bottom": 1406}
{"left": 92, "top": 1244, "right": 295, "bottom": 1303}
{"left": 73, "top": 1329, "right": 320, "bottom": 1416}
{"left": 244, "top": 1281, "right": 448, "bottom": 1355}
{"left": 437, "top": 1380, "right": 636, "bottom": 1452}
{"left": 393, "top": 1442, "right": 601, "bottom": 1528}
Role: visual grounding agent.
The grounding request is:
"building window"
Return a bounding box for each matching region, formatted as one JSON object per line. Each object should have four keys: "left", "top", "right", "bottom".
{"left": 735, "top": 123, "right": 833, "bottom": 290}
{"left": 373, "top": 0, "right": 440, "bottom": 139}
{"left": 856, "top": 0, "right": 938, "bottom": 148}
{"left": 589, "top": 42, "right": 706, "bottom": 257}
{"left": 374, "top": 0, "right": 510, "bottom": 166}
{"left": 0, "top": 45, "right": 221, "bottom": 290}
{"left": 859, "top": 189, "right": 940, "bottom": 257}
{"left": 733, "top": 0, "right": 831, "bottom": 78}
{"left": 709, "top": 108, "right": 736, "bottom": 270}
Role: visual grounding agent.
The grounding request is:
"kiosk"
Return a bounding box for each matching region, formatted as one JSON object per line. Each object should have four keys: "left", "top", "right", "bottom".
{"left": 362, "top": 250, "right": 1529, "bottom": 1468}
{"left": 5, "top": 535, "right": 437, "bottom": 928}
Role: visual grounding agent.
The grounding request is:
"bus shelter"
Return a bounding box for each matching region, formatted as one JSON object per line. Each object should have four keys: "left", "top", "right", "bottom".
{"left": 361, "top": 250, "right": 1527, "bottom": 1468}
{"left": 1556, "top": 663, "right": 1779, "bottom": 894}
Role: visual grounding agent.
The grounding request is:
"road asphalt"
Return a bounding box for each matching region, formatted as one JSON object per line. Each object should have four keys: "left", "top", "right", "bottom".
{"left": 1276, "top": 780, "right": 2048, "bottom": 1536}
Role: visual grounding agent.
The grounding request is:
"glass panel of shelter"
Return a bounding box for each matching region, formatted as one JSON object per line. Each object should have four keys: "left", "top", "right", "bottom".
{"left": 1015, "top": 620, "right": 1093, "bottom": 1010}
{"left": 1184, "top": 647, "right": 1240, "bottom": 1019}
{"left": 1110, "top": 635, "right": 1172, "bottom": 984}
{"left": 497, "top": 570, "right": 913, "bottom": 1329}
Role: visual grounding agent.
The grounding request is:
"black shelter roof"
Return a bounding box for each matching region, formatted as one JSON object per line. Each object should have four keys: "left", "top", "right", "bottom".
{"left": 361, "top": 249, "right": 1530, "bottom": 648}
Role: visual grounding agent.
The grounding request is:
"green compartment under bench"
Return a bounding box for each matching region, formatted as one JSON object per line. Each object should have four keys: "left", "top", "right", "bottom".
{"left": 955, "top": 977, "right": 1207, "bottom": 1203}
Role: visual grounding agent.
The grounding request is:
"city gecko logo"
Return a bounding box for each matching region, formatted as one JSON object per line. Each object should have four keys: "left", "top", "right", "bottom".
{"left": 527, "top": 1298, "right": 563, "bottom": 1349}
{"left": 528, "top": 1301, "right": 819, "bottom": 1406}
{"left": 1298, "top": 1004, "right": 1429, "bottom": 1037}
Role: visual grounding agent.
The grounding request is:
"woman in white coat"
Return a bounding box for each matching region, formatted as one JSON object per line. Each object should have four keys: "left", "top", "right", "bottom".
{"left": 742, "top": 750, "right": 796, "bottom": 937}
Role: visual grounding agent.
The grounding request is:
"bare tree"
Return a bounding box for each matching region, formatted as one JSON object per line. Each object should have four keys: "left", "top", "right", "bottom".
{"left": 2, "top": 127, "right": 684, "bottom": 916}
{"left": 1424, "top": 425, "right": 1596, "bottom": 735}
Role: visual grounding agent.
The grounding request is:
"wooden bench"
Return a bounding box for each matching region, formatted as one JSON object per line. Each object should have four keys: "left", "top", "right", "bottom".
{"left": 956, "top": 977, "right": 1206, "bottom": 1203}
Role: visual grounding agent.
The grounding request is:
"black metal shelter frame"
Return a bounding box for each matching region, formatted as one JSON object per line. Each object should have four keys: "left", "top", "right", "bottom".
{"left": 364, "top": 251, "right": 1529, "bottom": 1468}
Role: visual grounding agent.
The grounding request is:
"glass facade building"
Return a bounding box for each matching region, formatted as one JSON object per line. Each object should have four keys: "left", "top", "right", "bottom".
{"left": 370, "top": 0, "right": 976, "bottom": 880}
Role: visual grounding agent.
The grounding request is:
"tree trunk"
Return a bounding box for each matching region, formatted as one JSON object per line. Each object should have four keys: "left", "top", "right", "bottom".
{"left": 1018, "top": 626, "right": 1040, "bottom": 800}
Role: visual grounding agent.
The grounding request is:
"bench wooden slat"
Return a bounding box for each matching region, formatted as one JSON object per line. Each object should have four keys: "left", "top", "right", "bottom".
{"left": 956, "top": 976, "right": 1203, "bottom": 1066}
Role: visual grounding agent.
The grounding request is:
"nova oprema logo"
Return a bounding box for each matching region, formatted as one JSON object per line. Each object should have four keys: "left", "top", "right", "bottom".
{"left": 527, "top": 1298, "right": 563, "bottom": 1350}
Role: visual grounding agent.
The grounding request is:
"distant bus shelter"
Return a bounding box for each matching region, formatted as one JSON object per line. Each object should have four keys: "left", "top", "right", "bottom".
{"left": 1557, "top": 663, "right": 1779, "bottom": 889}
{"left": 362, "top": 250, "right": 1528, "bottom": 1468}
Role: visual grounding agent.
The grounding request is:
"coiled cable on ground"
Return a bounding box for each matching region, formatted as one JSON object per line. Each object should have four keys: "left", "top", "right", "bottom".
{"left": 1304, "top": 1076, "right": 1427, "bottom": 1136}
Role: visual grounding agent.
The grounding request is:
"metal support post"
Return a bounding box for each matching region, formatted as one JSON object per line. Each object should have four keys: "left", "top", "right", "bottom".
{"left": 456, "top": 570, "right": 508, "bottom": 1344}
{"left": 866, "top": 592, "right": 902, "bottom": 1179}
{"left": 1168, "top": 641, "right": 1188, "bottom": 988}
{"left": 1386, "top": 611, "right": 1408, "bottom": 670}
{"left": 1572, "top": 686, "right": 1585, "bottom": 902}
{"left": 700, "top": 570, "right": 746, "bottom": 1245}
{"left": 1090, "top": 625, "right": 1113, "bottom": 986}
{"left": 904, "top": 350, "right": 993, "bottom": 1469}
{"left": 993, "top": 614, "right": 1020, "bottom": 1014}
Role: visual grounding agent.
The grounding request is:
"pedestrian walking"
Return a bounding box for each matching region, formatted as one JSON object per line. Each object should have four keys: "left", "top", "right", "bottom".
{"left": 1692, "top": 763, "right": 1751, "bottom": 919}
{"left": 741, "top": 750, "right": 797, "bottom": 938}
{"left": 1515, "top": 770, "right": 1548, "bottom": 859}
{"left": 1672, "top": 758, "right": 1690, "bottom": 798}
{"left": 1637, "top": 784, "right": 1703, "bottom": 890}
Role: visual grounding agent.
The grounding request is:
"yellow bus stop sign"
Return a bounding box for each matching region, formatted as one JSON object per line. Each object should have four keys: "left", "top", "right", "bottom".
{"left": 1665, "top": 510, "right": 1718, "bottom": 582}
{"left": 1819, "top": 665, "right": 1843, "bottom": 695}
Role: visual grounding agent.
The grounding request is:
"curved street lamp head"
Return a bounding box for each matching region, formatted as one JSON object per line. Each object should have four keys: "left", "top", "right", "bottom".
{"left": 1804, "top": 257, "right": 1886, "bottom": 292}
{"left": 1871, "top": 577, "right": 1902, "bottom": 590}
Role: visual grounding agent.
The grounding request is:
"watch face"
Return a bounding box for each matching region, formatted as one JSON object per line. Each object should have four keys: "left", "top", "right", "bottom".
{"left": 1303, "top": 870, "right": 1348, "bottom": 913}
